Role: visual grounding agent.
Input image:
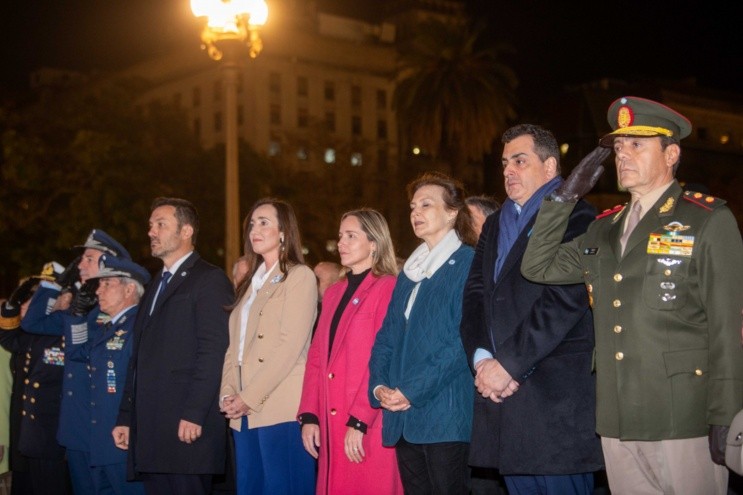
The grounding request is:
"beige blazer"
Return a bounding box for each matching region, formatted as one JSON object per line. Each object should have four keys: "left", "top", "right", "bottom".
{"left": 221, "top": 263, "right": 317, "bottom": 430}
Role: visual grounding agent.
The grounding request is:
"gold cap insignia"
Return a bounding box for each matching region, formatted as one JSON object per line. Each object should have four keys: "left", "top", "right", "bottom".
{"left": 617, "top": 105, "right": 634, "bottom": 128}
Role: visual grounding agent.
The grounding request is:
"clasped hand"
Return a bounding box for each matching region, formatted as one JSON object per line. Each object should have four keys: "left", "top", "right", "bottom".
{"left": 375, "top": 386, "right": 411, "bottom": 412}
{"left": 474, "top": 358, "right": 519, "bottom": 403}
{"left": 221, "top": 394, "right": 251, "bottom": 420}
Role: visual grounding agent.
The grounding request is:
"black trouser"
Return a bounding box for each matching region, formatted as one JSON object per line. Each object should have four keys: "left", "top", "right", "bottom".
{"left": 141, "top": 473, "right": 212, "bottom": 495}
{"left": 395, "top": 438, "right": 469, "bottom": 495}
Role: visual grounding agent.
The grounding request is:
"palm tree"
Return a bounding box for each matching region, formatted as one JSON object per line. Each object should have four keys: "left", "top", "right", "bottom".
{"left": 393, "top": 19, "right": 518, "bottom": 187}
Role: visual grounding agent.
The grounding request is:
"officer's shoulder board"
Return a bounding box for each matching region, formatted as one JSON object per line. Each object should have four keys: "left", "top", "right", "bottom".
{"left": 682, "top": 190, "right": 727, "bottom": 211}
{"left": 596, "top": 204, "right": 625, "bottom": 220}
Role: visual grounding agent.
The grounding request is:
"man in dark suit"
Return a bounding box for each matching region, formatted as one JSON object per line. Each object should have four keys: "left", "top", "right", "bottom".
{"left": 460, "top": 124, "right": 603, "bottom": 495}
{"left": 114, "top": 198, "right": 233, "bottom": 495}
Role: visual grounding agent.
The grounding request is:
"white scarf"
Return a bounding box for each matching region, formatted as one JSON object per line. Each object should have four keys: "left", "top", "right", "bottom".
{"left": 403, "top": 229, "right": 462, "bottom": 319}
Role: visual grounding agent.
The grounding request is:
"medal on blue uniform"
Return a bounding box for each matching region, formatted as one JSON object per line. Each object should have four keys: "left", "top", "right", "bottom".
{"left": 107, "top": 365, "right": 116, "bottom": 393}
{"left": 43, "top": 347, "right": 65, "bottom": 366}
{"left": 106, "top": 335, "right": 125, "bottom": 350}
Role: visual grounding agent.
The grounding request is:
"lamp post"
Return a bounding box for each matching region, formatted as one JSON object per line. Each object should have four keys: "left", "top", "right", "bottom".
{"left": 191, "top": 0, "right": 268, "bottom": 272}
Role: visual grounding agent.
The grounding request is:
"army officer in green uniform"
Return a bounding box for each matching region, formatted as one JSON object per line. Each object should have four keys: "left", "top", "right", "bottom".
{"left": 521, "top": 96, "right": 743, "bottom": 495}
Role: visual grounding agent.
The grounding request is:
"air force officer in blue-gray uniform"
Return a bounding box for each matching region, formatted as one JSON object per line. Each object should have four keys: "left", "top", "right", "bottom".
{"left": 67, "top": 255, "right": 150, "bottom": 495}
{"left": 22, "top": 229, "right": 132, "bottom": 494}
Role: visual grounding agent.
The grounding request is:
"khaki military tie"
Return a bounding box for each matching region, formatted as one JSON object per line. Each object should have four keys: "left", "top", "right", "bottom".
{"left": 620, "top": 202, "right": 642, "bottom": 255}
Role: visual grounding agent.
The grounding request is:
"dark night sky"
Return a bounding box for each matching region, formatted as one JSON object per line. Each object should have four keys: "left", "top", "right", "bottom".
{"left": 1, "top": 0, "right": 740, "bottom": 96}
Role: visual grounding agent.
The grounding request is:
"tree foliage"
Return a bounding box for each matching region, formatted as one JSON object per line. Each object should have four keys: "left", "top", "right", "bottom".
{"left": 393, "top": 20, "right": 518, "bottom": 180}
{"left": 0, "top": 78, "right": 228, "bottom": 288}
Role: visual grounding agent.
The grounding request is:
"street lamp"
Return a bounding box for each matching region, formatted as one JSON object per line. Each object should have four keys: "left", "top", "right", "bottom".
{"left": 191, "top": 0, "right": 268, "bottom": 272}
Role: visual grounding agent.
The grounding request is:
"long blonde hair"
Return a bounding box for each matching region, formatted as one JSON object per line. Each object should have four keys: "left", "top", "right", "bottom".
{"left": 341, "top": 209, "right": 398, "bottom": 277}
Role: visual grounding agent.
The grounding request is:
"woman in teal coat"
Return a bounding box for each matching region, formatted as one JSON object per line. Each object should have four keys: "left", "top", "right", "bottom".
{"left": 369, "top": 172, "right": 477, "bottom": 495}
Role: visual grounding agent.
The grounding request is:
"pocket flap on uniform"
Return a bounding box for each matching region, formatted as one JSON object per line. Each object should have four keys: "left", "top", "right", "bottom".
{"left": 663, "top": 348, "right": 708, "bottom": 377}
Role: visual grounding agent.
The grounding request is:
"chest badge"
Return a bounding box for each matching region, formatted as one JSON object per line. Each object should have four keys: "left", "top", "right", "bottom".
{"left": 663, "top": 221, "right": 690, "bottom": 233}
{"left": 659, "top": 197, "right": 675, "bottom": 214}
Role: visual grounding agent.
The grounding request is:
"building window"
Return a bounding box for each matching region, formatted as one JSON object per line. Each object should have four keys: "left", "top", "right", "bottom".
{"left": 268, "top": 140, "right": 281, "bottom": 157}
{"left": 297, "top": 76, "right": 308, "bottom": 97}
{"left": 324, "top": 148, "right": 336, "bottom": 164}
{"left": 351, "top": 152, "right": 363, "bottom": 167}
{"left": 270, "top": 104, "right": 281, "bottom": 125}
{"left": 376, "top": 89, "right": 386, "bottom": 109}
{"left": 377, "top": 119, "right": 387, "bottom": 140}
{"left": 352, "top": 116, "right": 362, "bottom": 136}
{"left": 351, "top": 85, "right": 361, "bottom": 108}
{"left": 268, "top": 131, "right": 281, "bottom": 157}
{"left": 214, "top": 112, "right": 222, "bottom": 132}
{"left": 237, "top": 106, "right": 244, "bottom": 126}
{"left": 269, "top": 72, "right": 281, "bottom": 94}
{"left": 325, "top": 112, "right": 336, "bottom": 132}
{"left": 193, "top": 118, "right": 201, "bottom": 138}
{"left": 192, "top": 87, "right": 201, "bottom": 107}
{"left": 214, "top": 80, "right": 222, "bottom": 101}
{"left": 298, "top": 108, "right": 309, "bottom": 128}
{"left": 324, "top": 81, "right": 335, "bottom": 101}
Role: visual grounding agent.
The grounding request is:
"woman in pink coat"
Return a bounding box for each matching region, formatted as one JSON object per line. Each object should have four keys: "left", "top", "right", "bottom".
{"left": 299, "top": 209, "right": 403, "bottom": 495}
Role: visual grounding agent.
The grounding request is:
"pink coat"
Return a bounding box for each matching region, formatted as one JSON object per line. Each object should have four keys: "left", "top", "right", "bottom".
{"left": 298, "top": 272, "right": 403, "bottom": 495}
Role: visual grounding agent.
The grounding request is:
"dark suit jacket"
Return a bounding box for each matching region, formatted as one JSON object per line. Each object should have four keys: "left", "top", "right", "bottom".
{"left": 117, "top": 252, "right": 232, "bottom": 475}
{"left": 460, "top": 200, "right": 603, "bottom": 475}
{"left": 0, "top": 328, "right": 65, "bottom": 461}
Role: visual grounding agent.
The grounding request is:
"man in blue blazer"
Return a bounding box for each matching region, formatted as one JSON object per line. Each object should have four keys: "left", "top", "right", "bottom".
{"left": 460, "top": 124, "right": 603, "bottom": 495}
{"left": 114, "top": 198, "right": 232, "bottom": 495}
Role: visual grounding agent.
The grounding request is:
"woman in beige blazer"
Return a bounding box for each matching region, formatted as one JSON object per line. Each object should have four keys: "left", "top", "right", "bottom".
{"left": 220, "top": 198, "right": 317, "bottom": 495}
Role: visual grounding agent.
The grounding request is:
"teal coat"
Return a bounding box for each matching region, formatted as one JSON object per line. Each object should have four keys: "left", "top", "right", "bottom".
{"left": 522, "top": 181, "right": 743, "bottom": 440}
{"left": 369, "top": 245, "right": 474, "bottom": 446}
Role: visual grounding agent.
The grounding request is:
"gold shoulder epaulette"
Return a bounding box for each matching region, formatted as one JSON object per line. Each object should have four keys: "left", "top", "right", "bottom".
{"left": 0, "top": 314, "right": 20, "bottom": 331}
{"left": 596, "top": 204, "right": 625, "bottom": 220}
{"left": 682, "top": 191, "right": 727, "bottom": 211}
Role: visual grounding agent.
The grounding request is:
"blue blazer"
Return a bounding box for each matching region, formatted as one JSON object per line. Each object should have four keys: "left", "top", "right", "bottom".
{"left": 67, "top": 305, "right": 139, "bottom": 466}
{"left": 369, "top": 244, "right": 474, "bottom": 446}
{"left": 21, "top": 286, "right": 98, "bottom": 452}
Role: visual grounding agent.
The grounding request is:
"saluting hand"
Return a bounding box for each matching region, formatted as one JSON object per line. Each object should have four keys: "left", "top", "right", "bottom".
{"left": 551, "top": 146, "right": 611, "bottom": 202}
